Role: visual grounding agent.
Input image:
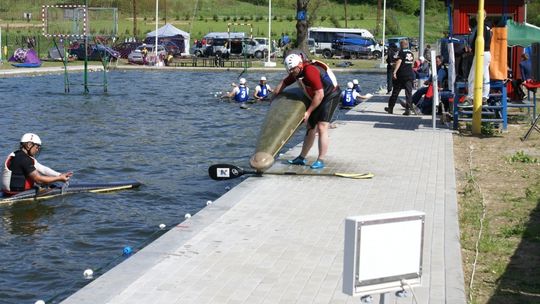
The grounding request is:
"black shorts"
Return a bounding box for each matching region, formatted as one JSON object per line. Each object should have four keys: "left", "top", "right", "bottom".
{"left": 307, "top": 88, "right": 341, "bottom": 128}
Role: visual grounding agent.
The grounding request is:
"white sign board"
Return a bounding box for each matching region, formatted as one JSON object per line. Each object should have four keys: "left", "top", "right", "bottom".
{"left": 343, "top": 210, "right": 425, "bottom": 297}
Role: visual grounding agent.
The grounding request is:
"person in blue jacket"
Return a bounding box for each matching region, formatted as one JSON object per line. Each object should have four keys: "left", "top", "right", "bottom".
{"left": 227, "top": 78, "right": 250, "bottom": 104}
{"left": 254, "top": 76, "right": 273, "bottom": 101}
{"left": 341, "top": 82, "right": 360, "bottom": 108}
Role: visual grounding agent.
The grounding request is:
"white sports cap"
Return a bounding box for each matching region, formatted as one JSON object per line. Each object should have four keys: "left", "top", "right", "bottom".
{"left": 239, "top": 78, "right": 247, "bottom": 85}
{"left": 20, "top": 133, "right": 41, "bottom": 145}
{"left": 347, "top": 82, "right": 354, "bottom": 89}
{"left": 352, "top": 79, "right": 359, "bottom": 85}
{"left": 419, "top": 56, "right": 425, "bottom": 61}
{"left": 260, "top": 76, "right": 267, "bottom": 81}
{"left": 284, "top": 53, "right": 302, "bottom": 72}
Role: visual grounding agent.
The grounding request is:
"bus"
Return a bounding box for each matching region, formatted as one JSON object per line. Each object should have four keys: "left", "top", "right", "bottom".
{"left": 308, "top": 27, "right": 381, "bottom": 59}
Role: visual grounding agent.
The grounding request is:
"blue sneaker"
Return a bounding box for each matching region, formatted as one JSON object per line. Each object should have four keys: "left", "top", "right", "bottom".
{"left": 310, "top": 160, "right": 325, "bottom": 169}
{"left": 287, "top": 156, "right": 306, "bottom": 165}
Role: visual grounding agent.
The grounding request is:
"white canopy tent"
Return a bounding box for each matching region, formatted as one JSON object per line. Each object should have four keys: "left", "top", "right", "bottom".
{"left": 146, "top": 23, "right": 190, "bottom": 55}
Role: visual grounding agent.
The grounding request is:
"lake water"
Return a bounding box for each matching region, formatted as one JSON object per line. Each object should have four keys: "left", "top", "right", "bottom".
{"left": 0, "top": 68, "right": 385, "bottom": 303}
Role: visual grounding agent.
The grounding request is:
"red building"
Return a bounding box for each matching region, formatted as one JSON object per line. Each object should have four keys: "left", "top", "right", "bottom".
{"left": 441, "top": 0, "right": 527, "bottom": 82}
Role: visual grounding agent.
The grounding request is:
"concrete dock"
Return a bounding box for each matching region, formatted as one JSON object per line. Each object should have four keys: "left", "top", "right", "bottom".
{"left": 61, "top": 96, "right": 466, "bottom": 304}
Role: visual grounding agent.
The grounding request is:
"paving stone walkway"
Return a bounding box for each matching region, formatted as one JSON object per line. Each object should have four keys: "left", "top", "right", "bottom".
{"left": 62, "top": 95, "right": 466, "bottom": 304}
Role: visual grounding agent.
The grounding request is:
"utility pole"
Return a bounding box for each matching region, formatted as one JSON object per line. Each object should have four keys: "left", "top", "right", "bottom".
{"left": 419, "top": 0, "right": 425, "bottom": 59}
{"left": 377, "top": 0, "right": 381, "bottom": 35}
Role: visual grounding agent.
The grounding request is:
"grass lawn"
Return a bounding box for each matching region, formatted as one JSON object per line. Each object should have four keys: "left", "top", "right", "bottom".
{"left": 454, "top": 119, "right": 540, "bottom": 304}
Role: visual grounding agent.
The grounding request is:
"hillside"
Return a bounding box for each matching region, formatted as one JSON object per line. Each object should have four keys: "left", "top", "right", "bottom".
{"left": 0, "top": 0, "right": 449, "bottom": 43}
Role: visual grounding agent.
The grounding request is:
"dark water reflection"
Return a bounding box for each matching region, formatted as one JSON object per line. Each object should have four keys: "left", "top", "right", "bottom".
{"left": 0, "top": 69, "right": 384, "bottom": 303}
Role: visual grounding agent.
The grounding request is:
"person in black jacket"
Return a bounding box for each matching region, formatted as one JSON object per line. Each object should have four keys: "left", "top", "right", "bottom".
{"left": 385, "top": 39, "right": 416, "bottom": 115}
{"left": 386, "top": 43, "right": 399, "bottom": 94}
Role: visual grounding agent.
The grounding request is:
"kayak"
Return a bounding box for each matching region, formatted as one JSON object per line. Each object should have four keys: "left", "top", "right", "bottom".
{"left": 0, "top": 180, "right": 142, "bottom": 205}
{"left": 249, "top": 87, "right": 310, "bottom": 171}
{"left": 11, "top": 62, "right": 42, "bottom": 68}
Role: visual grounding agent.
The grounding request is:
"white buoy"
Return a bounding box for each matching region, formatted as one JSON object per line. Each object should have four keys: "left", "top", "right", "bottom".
{"left": 184, "top": 213, "right": 191, "bottom": 219}
{"left": 35, "top": 300, "right": 46, "bottom": 304}
{"left": 206, "top": 200, "right": 213, "bottom": 205}
{"left": 83, "top": 268, "right": 94, "bottom": 279}
{"left": 159, "top": 223, "right": 166, "bottom": 230}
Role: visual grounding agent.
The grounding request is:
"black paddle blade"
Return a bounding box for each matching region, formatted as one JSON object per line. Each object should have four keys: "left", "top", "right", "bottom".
{"left": 208, "top": 164, "right": 246, "bottom": 180}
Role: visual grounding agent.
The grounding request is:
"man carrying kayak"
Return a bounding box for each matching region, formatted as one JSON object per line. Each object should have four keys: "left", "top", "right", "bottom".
{"left": 1, "top": 133, "right": 72, "bottom": 196}
{"left": 272, "top": 53, "right": 341, "bottom": 169}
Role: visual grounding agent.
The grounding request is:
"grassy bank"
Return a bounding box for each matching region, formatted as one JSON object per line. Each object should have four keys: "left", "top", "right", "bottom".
{"left": 0, "top": 0, "right": 448, "bottom": 60}
{"left": 454, "top": 122, "right": 540, "bottom": 304}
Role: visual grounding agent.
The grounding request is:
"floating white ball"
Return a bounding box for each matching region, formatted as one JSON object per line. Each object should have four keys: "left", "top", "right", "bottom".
{"left": 83, "top": 268, "right": 94, "bottom": 279}
{"left": 206, "top": 200, "right": 213, "bottom": 205}
{"left": 159, "top": 223, "right": 166, "bottom": 230}
{"left": 184, "top": 213, "right": 191, "bottom": 219}
{"left": 35, "top": 300, "right": 45, "bottom": 304}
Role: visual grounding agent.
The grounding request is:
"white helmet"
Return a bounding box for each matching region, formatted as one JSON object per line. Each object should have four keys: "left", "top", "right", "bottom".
{"left": 239, "top": 78, "right": 247, "bottom": 85}
{"left": 347, "top": 82, "right": 354, "bottom": 89}
{"left": 20, "top": 133, "right": 41, "bottom": 145}
{"left": 352, "top": 79, "right": 359, "bottom": 85}
{"left": 260, "top": 76, "right": 267, "bottom": 81}
{"left": 284, "top": 53, "right": 302, "bottom": 72}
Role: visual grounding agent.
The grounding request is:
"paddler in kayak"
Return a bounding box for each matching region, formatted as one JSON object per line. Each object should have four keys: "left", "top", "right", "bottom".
{"left": 1, "top": 133, "right": 72, "bottom": 196}
{"left": 227, "top": 77, "right": 250, "bottom": 105}
{"left": 272, "top": 53, "right": 341, "bottom": 169}
{"left": 253, "top": 76, "right": 273, "bottom": 101}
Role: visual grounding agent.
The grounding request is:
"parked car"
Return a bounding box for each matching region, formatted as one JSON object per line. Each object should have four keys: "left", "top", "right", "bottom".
{"left": 245, "top": 39, "right": 269, "bottom": 59}
{"left": 69, "top": 43, "right": 120, "bottom": 61}
{"left": 331, "top": 41, "right": 371, "bottom": 59}
{"left": 190, "top": 41, "right": 207, "bottom": 57}
{"left": 308, "top": 38, "right": 316, "bottom": 55}
{"left": 161, "top": 41, "right": 182, "bottom": 56}
{"left": 127, "top": 44, "right": 167, "bottom": 64}
{"left": 113, "top": 42, "right": 141, "bottom": 59}
{"left": 196, "top": 32, "right": 269, "bottom": 59}
{"left": 204, "top": 38, "right": 231, "bottom": 58}
{"left": 325, "top": 35, "right": 382, "bottom": 59}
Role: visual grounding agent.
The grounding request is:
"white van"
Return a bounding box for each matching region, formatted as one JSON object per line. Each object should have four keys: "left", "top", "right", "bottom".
{"left": 308, "top": 27, "right": 374, "bottom": 57}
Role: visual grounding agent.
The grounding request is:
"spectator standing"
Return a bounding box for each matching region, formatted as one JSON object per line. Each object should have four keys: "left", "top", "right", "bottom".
{"left": 423, "top": 44, "right": 432, "bottom": 62}
{"left": 385, "top": 39, "right": 416, "bottom": 115}
{"left": 462, "top": 10, "right": 492, "bottom": 106}
{"left": 141, "top": 43, "right": 148, "bottom": 65}
{"left": 386, "top": 43, "right": 399, "bottom": 94}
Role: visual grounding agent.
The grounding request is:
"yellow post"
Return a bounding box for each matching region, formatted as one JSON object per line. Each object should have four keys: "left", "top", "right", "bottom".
{"left": 472, "top": 2, "right": 485, "bottom": 135}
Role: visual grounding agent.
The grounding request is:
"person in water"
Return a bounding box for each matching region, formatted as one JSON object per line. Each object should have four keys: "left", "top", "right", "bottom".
{"left": 227, "top": 77, "right": 250, "bottom": 104}
{"left": 349, "top": 79, "right": 372, "bottom": 102}
{"left": 273, "top": 53, "right": 341, "bottom": 170}
{"left": 1, "top": 133, "right": 72, "bottom": 196}
{"left": 341, "top": 81, "right": 361, "bottom": 108}
{"left": 253, "top": 76, "right": 273, "bottom": 101}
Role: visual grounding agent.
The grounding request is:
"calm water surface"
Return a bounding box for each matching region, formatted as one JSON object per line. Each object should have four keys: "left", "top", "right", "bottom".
{"left": 0, "top": 68, "right": 384, "bottom": 303}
